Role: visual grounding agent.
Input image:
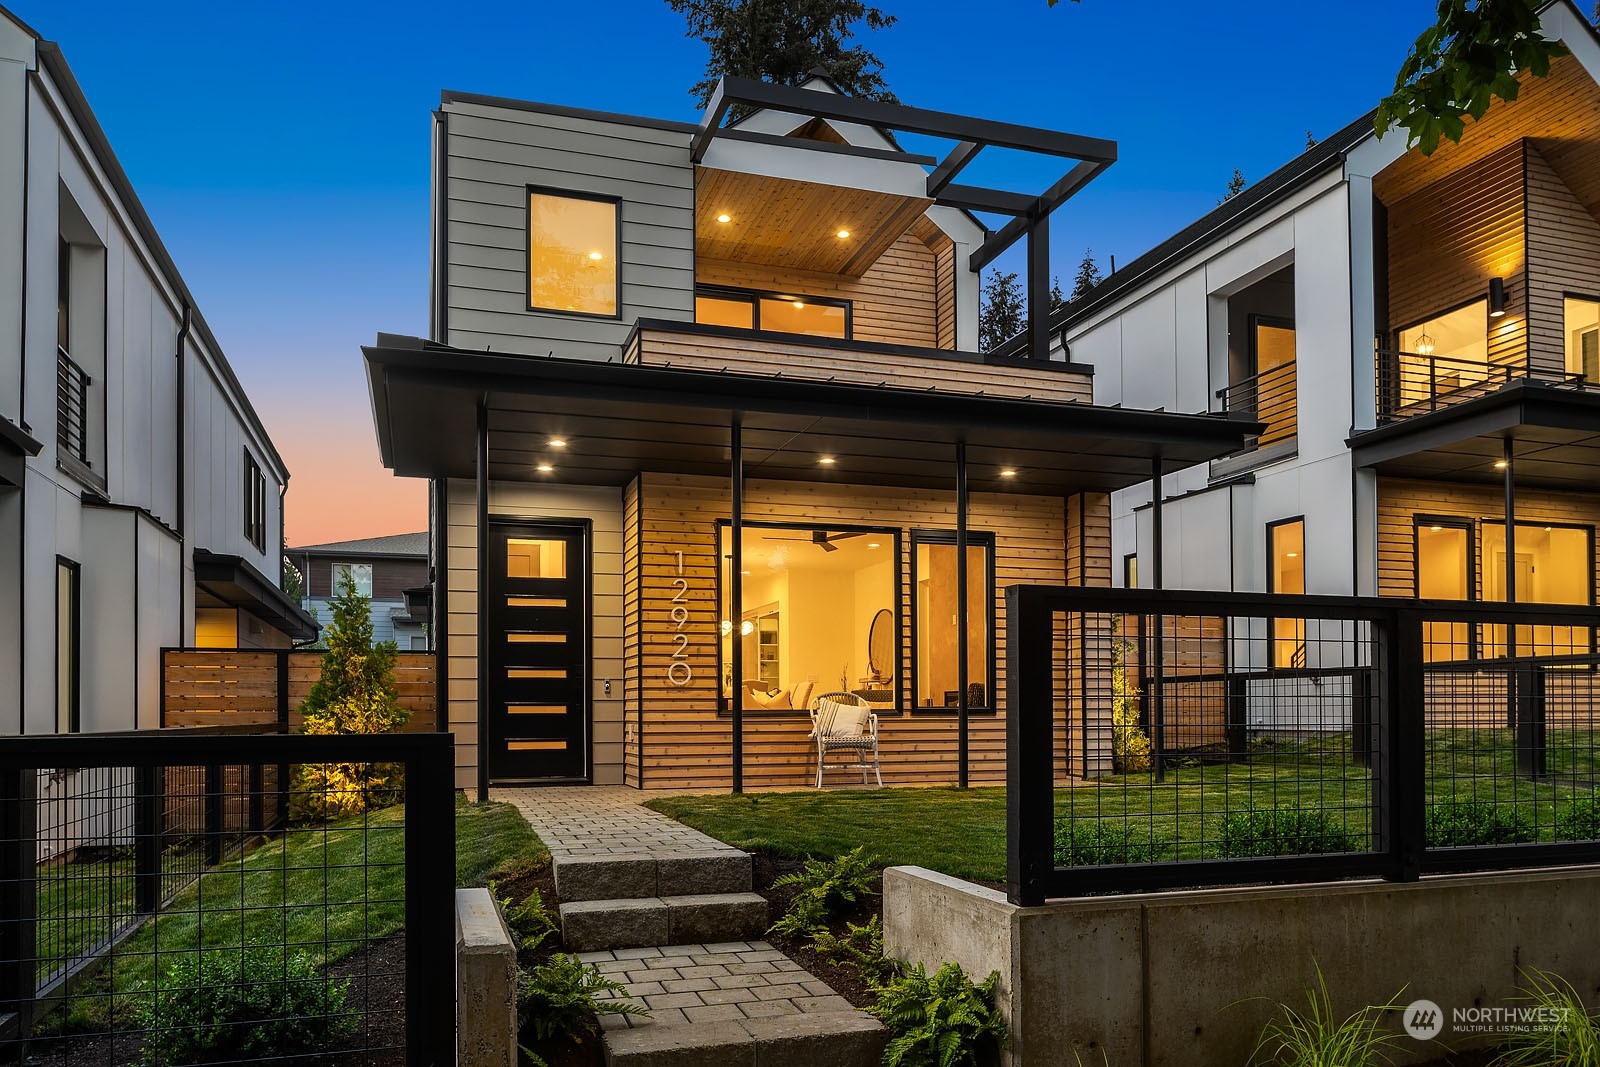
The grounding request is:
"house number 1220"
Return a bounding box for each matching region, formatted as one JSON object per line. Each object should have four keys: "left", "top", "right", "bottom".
{"left": 667, "top": 550, "right": 692, "bottom": 686}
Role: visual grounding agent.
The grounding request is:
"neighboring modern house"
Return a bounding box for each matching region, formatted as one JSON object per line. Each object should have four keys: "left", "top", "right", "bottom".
{"left": 0, "top": 7, "right": 316, "bottom": 736}
{"left": 362, "top": 74, "right": 1259, "bottom": 791}
{"left": 1054, "top": 3, "right": 1600, "bottom": 717}
{"left": 287, "top": 533, "right": 431, "bottom": 650}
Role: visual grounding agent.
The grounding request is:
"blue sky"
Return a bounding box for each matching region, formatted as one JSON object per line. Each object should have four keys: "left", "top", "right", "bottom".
{"left": 30, "top": 0, "right": 1444, "bottom": 543}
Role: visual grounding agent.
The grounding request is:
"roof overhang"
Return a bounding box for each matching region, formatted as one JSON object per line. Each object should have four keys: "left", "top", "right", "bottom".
{"left": 193, "top": 550, "right": 321, "bottom": 642}
{"left": 364, "top": 335, "right": 1259, "bottom": 496}
{"left": 0, "top": 414, "right": 42, "bottom": 488}
{"left": 1349, "top": 380, "right": 1600, "bottom": 489}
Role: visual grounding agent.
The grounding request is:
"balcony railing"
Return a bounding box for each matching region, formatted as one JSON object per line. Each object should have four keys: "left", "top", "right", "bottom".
{"left": 1375, "top": 350, "right": 1594, "bottom": 423}
{"left": 1216, "top": 360, "right": 1296, "bottom": 450}
{"left": 56, "top": 345, "right": 90, "bottom": 465}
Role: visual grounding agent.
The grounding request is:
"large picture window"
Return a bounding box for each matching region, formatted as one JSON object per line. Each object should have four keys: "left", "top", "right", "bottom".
{"left": 1565, "top": 296, "right": 1600, "bottom": 381}
{"left": 1481, "top": 521, "right": 1594, "bottom": 657}
{"left": 527, "top": 189, "right": 619, "bottom": 317}
{"left": 1267, "top": 518, "right": 1305, "bottom": 668}
{"left": 694, "top": 287, "right": 849, "bottom": 339}
{"left": 1394, "top": 300, "right": 1490, "bottom": 407}
{"left": 718, "top": 524, "right": 897, "bottom": 712}
{"left": 1416, "top": 519, "right": 1472, "bottom": 662}
{"left": 912, "top": 531, "right": 994, "bottom": 711}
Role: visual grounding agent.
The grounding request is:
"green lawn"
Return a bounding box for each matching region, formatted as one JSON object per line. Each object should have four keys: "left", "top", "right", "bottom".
{"left": 646, "top": 730, "right": 1599, "bottom": 881}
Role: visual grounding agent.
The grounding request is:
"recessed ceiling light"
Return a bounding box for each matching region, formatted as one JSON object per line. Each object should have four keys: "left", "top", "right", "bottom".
{"left": 1494, "top": 460, "right": 1508, "bottom": 469}
{"left": 818, "top": 456, "right": 836, "bottom": 466}
{"left": 836, "top": 229, "right": 850, "bottom": 239}
{"left": 866, "top": 542, "right": 880, "bottom": 549}
{"left": 1430, "top": 525, "right": 1442, "bottom": 532}
{"left": 1286, "top": 552, "right": 1299, "bottom": 558}
{"left": 549, "top": 437, "right": 567, "bottom": 448}
{"left": 1000, "top": 469, "right": 1017, "bottom": 478}
{"left": 716, "top": 213, "right": 732, "bottom": 223}
{"left": 792, "top": 301, "right": 805, "bottom": 309}
{"left": 587, "top": 250, "right": 604, "bottom": 261}
{"left": 536, "top": 463, "right": 554, "bottom": 473}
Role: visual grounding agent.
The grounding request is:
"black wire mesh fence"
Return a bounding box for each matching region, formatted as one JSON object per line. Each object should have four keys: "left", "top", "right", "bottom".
{"left": 1008, "top": 587, "right": 1600, "bottom": 904}
{"left": 0, "top": 731, "right": 454, "bottom": 1066}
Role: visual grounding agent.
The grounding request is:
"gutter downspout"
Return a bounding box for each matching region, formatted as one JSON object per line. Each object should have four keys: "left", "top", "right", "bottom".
{"left": 175, "top": 303, "right": 190, "bottom": 645}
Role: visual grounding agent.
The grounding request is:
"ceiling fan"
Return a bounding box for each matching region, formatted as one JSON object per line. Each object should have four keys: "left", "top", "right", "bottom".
{"left": 760, "top": 530, "right": 869, "bottom": 553}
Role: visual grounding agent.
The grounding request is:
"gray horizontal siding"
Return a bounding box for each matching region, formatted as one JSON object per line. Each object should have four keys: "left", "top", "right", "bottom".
{"left": 443, "top": 100, "right": 695, "bottom": 361}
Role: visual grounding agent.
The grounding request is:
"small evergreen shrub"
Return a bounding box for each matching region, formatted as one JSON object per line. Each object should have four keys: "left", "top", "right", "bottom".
{"left": 1425, "top": 797, "right": 1534, "bottom": 847}
{"left": 768, "top": 847, "right": 878, "bottom": 938}
{"left": 1553, "top": 795, "right": 1600, "bottom": 843}
{"left": 135, "top": 948, "right": 351, "bottom": 1066}
{"left": 1217, "top": 810, "right": 1357, "bottom": 858}
{"left": 1053, "top": 820, "right": 1170, "bottom": 866}
{"left": 869, "top": 961, "right": 1008, "bottom": 1067}
{"left": 812, "top": 914, "right": 901, "bottom": 986}
{"left": 518, "top": 953, "right": 644, "bottom": 1058}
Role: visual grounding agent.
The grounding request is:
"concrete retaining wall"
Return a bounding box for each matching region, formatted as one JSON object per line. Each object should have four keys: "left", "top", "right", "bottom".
{"left": 884, "top": 865, "right": 1600, "bottom": 1066}
{"left": 457, "top": 887, "right": 519, "bottom": 1067}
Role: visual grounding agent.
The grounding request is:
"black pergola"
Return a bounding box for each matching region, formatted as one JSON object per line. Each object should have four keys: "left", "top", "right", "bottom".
{"left": 366, "top": 336, "right": 1259, "bottom": 793}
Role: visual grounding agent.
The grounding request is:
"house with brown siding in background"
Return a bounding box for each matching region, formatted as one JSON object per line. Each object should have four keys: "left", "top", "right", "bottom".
{"left": 286, "top": 532, "right": 430, "bottom": 651}
{"left": 361, "top": 72, "right": 1261, "bottom": 794}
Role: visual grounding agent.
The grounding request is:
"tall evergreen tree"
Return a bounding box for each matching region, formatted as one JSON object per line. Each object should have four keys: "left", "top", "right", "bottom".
{"left": 1220, "top": 169, "right": 1247, "bottom": 205}
{"left": 1070, "top": 249, "right": 1102, "bottom": 300}
{"left": 1049, "top": 275, "right": 1066, "bottom": 313}
{"left": 978, "top": 270, "right": 1024, "bottom": 352}
{"left": 668, "top": 0, "right": 897, "bottom": 109}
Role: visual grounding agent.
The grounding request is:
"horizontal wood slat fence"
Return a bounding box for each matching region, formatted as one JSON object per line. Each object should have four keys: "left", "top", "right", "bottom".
{"left": 160, "top": 649, "right": 439, "bottom": 731}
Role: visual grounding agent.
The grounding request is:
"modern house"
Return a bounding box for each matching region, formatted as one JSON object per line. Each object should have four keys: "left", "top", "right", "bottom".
{"left": 0, "top": 7, "right": 316, "bottom": 737}
{"left": 1051, "top": 0, "right": 1600, "bottom": 734}
{"left": 363, "top": 74, "right": 1263, "bottom": 792}
{"left": 287, "top": 532, "right": 431, "bottom": 650}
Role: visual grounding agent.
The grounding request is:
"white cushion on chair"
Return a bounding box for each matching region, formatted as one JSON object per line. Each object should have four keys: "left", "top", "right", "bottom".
{"left": 820, "top": 700, "right": 868, "bottom": 737}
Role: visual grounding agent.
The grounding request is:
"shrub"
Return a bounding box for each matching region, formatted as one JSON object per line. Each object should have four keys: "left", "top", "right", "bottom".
{"left": 1217, "top": 810, "right": 1357, "bottom": 858}
{"left": 498, "top": 885, "right": 558, "bottom": 955}
{"left": 1494, "top": 966, "right": 1600, "bottom": 1066}
{"left": 290, "top": 570, "right": 410, "bottom": 823}
{"left": 1553, "top": 795, "right": 1600, "bottom": 843}
{"left": 1053, "top": 820, "right": 1170, "bottom": 866}
{"left": 1425, "top": 797, "right": 1534, "bottom": 847}
{"left": 768, "top": 846, "right": 878, "bottom": 938}
{"left": 812, "top": 914, "right": 901, "bottom": 986}
{"left": 135, "top": 948, "right": 351, "bottom": 1066}
{"left": 518, "top": 953, "right": 644, "bottom": 1058}
{"left": 1111, "top": 631, "right": 1152, "bottom": 774}
{"left": 1246, "top": 959, "right": 1407, "bottom": 1067}
{"left": 869, "top": 960, "right": 1008, "bottom": 1067}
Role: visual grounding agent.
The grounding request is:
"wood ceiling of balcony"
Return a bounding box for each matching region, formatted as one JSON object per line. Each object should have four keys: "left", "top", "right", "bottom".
{"left": 1375, "top": 55, "right": 1600, "bottom": 216}
{"left": 695, "top": 167, "right": 932, "bottom": 277}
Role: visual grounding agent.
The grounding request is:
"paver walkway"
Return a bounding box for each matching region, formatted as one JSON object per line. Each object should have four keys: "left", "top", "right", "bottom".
{"left": 492, "top": 785, "right": 740, "bottom": 860}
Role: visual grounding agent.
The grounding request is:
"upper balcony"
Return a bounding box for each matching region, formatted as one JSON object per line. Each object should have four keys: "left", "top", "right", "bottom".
{"left": 1375, "top": 348, "right": 1599, "bottom": 425}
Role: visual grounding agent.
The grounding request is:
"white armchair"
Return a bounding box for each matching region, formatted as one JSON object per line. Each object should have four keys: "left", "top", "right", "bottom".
{"left": 808, "top": 691, "right": 881, "bottom": 788}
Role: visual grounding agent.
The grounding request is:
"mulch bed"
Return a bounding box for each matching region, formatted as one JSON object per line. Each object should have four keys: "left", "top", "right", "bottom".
{"left": 751, "top": 855, "right": 881, "bottom": 1008}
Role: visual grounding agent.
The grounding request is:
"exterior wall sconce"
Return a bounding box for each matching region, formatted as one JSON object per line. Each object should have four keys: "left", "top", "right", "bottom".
{"left": 1489, "top": 277, "right": 1507, "bottom": 318}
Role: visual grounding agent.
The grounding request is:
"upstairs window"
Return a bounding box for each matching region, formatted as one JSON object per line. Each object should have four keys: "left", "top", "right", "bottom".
{"left": 694, "top": 287, "right": 849, "bottom": 339}
{"left": 244, "top": 451, "right": 267, "bottom": 551}
{"left": 1394, "top": 300, "right": 1490, "bottom": 406}
{"left": 333, "top": 562, "right": 374, "bottom": 598}
{"left": 527, "top": 189, "right": 619, "bottom": 317}
{"left": 1565, "top": 296, "right": 1599, "bottom": 382}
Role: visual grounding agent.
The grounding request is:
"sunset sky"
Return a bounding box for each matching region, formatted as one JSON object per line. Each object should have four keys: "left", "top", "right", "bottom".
{"left": 35, "top": 0, "right": 1444, "bottom": 547}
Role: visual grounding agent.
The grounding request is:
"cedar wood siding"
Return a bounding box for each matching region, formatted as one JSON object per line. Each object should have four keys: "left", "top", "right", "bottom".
{"left": 1525, "top": 142, "right": 1600, "bottom": 377}
{"left": 441, "top": 100, "right": 696, "bottom": 360}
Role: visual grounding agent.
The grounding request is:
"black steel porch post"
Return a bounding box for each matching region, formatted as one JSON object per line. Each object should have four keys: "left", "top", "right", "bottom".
{"left": 730, "top": 419, "right": 744, "bottom": 794}
{"left": 1150, "top": 453, "right": 1166, "bottom": 781}
{"left": 1504, "top": 436, "right": 1518, "bottom": 729}
{"left": 956, "top": 440, "right": 970, "bottom": 789}
{"left": 476, "top": 400, "right": 489, "bottom": 803}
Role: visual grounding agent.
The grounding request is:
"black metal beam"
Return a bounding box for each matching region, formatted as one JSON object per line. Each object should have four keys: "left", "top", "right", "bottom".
{"left": 730, "top": 419, "right": 744, "bottom": 794}
{"left": 956, "top": 440, "right": 970, "bottom": 789}
{"left": 927, "top": 140, "right": 982, "bottom": 196}
{"left": 1504, "top": 436, "right": 1518, "bottom": 729}
{"left": 475, "top": 401, "right": 489, "bottom": 803}
{"left": 936, "top": 184, "right": 1035, "bottom": 217}
{"left": 705, "top": 76, "right": 1118, "bottom": 163}
{"left": 1026, "top": 212, "right": 1051, "bottom": 362}
{"left": 1150, "top": 453, "right": 1166, "bottom": 781}
{"left": 971, "top": 160, "right": 1108, "bottom": 271}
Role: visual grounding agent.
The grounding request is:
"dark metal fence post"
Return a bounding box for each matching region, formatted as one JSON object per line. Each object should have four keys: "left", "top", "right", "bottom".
{"left": 1516, "top": 662, "right": 1547, "bottom": 778}
{"left": 1225, "top": 675, "right": 1247, "bottom": 756}
{"left": 0, "top": 765, "right": 38, "bottom": 1025}
{"left": 276, "top": 649, "right": 291, "bottom": 730}
{"left": 204, "top": 763, "right": 223, "bottom": 866}
{"left": 1351, "top": 668, "right": 1374, "bottom": 768}
{"left": 134, "top": 764, "right": 162, "bottom": 913}
{"left": 405, "top": 734, "right": 457, "bottom": 1066}
{"left": 1006, "top": 586, "right": 1055, "bottom": 907}
{"left": 1380, "top": 608, "right": 1425, "bottom": 882}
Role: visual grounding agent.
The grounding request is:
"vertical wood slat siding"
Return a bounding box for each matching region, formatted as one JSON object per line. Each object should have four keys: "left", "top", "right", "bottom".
{"left": 696, "top": 231, "right": 943, "bottom": 349}
{"left": 623, "top": 477, "right": 643, "bottom": 787}
{"left": 1524, "top": 143, "right": 1600, "bottom": 377}
{"left": 442, "top": 101, "right": 695, "bottom": 361}
{"left": 1375, "top": 476, "right": 1600, "bottom": 605}
{"left": 1386, "top": 141, "right": 1526, "bottom": 369}
{"left": 933, "top": 236, "right": 957, "bottom": 352}
{"left": 632, "top": 473, "right": 1073, "bottom": 790}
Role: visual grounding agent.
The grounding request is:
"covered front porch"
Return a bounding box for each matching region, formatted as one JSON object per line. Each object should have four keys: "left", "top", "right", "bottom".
{"left": 365, "top": 334, "right": 1256, "bottom": 793}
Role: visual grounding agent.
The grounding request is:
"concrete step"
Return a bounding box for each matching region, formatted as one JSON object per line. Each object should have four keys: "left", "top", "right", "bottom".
{"left": 602, "top": 1010, "right": 886, "bottom": 1067}
{"left": 554, "top": 850, "right": 752, "bottom": 903}
{"left": 560, "top": 893, "right": 769, "bottom": 952}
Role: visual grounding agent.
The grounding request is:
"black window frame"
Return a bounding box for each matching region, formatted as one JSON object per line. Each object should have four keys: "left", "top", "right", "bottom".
{"left": 243, "top": 450, "right": 266, "bottom": 551}
{"left": 525, "top": 185, "right": 623, "bottom": 320}
{"left": 910, "top": 528, "right": 997, "bottom": 715}
{"left": 56, "top": 556, "right": 80, "bottom": 734}
{"left": 713, "top": 519, "right": 902, "bottom": 716}
{"left": 1413, "top": 514, "right": 1477, "bottom": 661}
{"left": 1265, "top": 515, "right": 1306, "bottom": 670}
{"left": 694, "top": 285, "right": 853, "bottom": 340}
{"left": 1561, "top": 289, "right": 1600, "bottom": 382}
{"left": 1477, "top": 517, "right": 1597, "bottom": 658}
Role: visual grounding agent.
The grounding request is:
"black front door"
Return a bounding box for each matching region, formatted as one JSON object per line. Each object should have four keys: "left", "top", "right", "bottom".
{"left": 486, "top": 522, "right": 587, "bottom": 781}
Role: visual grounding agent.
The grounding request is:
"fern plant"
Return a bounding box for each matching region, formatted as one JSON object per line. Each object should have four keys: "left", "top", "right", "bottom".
{"left": 1246, "top": 960, "right": 1409, "bottom": 1067}
{"left": 868, "top": 961, "right": 1007, "bottom": 1067}
{"left": 768, "top": 846, "right": 878, "bottom": 938}
{"left": 496, "top": 884, "right": 558, "bottom": 955}
{"left": 812, "top": 914, "right": 900, "bottom": 986}
{"left": 1494, "top": 966, "right": 1600, "bottom": 1066}
{"left": 518, "top": 953, "right": 646, "bottom": 1061}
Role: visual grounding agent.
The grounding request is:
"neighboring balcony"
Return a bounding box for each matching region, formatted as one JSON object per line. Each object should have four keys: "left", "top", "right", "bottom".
{"left": 1213, "top": 359, "right": 1297, "bottom": 471}
{"left": 623, "top": 320, "right": 1094, "bottom": 405}
{"left": 56, "top": 344, "right": 91, "bottom": 465}
{"left": 1375, "top": 350, "right": 1598, "bottom": 424}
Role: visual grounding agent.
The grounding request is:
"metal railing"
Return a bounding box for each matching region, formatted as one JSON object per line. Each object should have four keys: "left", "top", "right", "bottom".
{"left": 1006, "top": 587, "right": 1600, "bottom": 905}
{"left": 1216, "top": 360, "right": 1296, "bottom": 449}
{"left": 0, "top": 730, "right": 455, "bottom": 1064}
{"left": 55, "top": 346, "right": 90, "bottom": 465}
{"left": 1374, "top": 349, "right": 1597, "bottom": 423}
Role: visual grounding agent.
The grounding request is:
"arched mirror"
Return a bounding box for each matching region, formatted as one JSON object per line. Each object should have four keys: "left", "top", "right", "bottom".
{"left": 867, "top": 608, "right": 894, "bottom": 682}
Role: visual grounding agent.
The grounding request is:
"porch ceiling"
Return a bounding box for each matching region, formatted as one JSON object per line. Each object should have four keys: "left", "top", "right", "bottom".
{"left": 365, "top": 335, "right": 1258, "bottom": 495}
{"left": 1349, "top": 380, "right": 1600, "bottom": 489}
